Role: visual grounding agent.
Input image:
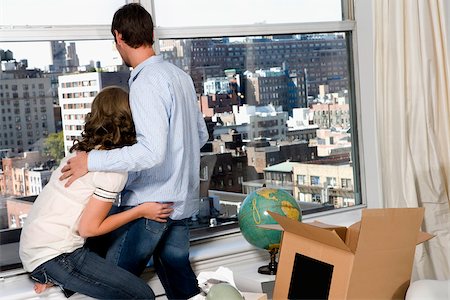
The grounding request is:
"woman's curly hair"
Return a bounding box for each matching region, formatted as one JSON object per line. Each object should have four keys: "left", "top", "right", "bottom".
{"left": 70, "top": 86, "right": 136, "bottom": 152}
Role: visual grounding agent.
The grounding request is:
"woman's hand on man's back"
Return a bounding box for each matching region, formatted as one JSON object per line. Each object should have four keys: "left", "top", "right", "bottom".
{"left": 138, "top": 202, "right": 174, "bottom": 222}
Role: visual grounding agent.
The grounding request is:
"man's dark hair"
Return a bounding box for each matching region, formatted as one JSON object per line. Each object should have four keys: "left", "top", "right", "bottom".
{"left": 111, "top": 3, "right": 154, "bottom": 48}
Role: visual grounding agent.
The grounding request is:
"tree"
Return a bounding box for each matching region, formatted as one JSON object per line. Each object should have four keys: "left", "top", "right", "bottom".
{"left": 43, "top": 131, "right": 65, "bottom": 164}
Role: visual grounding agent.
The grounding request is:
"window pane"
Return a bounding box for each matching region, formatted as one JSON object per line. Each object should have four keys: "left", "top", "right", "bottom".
{"left": 153, "top": 0, "right": 343, "bottom": 27}
{"left": 159, "top": 32, "right": 360, "bottom": 210}
{"left": 0, "top": 32, "right": 361, "bottom": 272}
{"left": 1, "top": 40, "right": 120, "bottom": 71}
{"left": 0, "top": 39, "right": 128, "bottom": 272}
{"left": 0, "top": 0, "right": 126, "bottom": 26}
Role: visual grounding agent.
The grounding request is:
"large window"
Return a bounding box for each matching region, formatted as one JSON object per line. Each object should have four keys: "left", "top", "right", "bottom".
{"left": 153, "top": 0, "right": 344, "bottom": 27}
{"left": 0, "top": 0, "right": 364, "bottom": 272}
{"left": 0, "top": 0, "right": 126, "bottom": 26}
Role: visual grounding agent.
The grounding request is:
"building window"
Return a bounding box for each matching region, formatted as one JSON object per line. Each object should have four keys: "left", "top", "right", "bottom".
{"left": 311, "top": 176, "right": 321, "bottom": 186}
{"left": 326, "top": 177, "right": 337, "bottom": 187}
{"left": 341, "top": 178, "right": 352, "bottom": 189}
{"left": 297, "top": 175, "right": 306, "bottom": 185}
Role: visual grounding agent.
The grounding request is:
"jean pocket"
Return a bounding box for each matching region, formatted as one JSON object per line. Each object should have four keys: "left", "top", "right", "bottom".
{"left": 145, "top": 218, "right": 167, "bottom": 234}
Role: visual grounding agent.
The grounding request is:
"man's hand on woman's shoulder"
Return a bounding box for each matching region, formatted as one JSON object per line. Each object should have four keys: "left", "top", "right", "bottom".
{"left": 59, "top": 151, "right": 89, "bottom": 187}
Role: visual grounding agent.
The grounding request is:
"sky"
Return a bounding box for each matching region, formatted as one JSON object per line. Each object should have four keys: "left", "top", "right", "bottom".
{"left": 0, "top": 0, "right": 342, "bottom": 70}
{"left": 1, "top": 40, "right": 120, "bottom": 71}
{"left": 0, "top": 0, "right": 125, "bottom": 70}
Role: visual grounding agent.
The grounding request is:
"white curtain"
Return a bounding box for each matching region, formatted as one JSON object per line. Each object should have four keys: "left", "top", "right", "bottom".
{"left": 374, "top": 0, "right": 450, "bottom": 280}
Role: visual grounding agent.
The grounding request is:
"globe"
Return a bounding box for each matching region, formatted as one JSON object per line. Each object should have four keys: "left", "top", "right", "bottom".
{"left": 238, "top": 187, "right": 302, "bottom": 251}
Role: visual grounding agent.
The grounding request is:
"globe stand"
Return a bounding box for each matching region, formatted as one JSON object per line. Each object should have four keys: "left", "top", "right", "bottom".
{"left": 258, "top": 248, "right": 278, "bottom": 275}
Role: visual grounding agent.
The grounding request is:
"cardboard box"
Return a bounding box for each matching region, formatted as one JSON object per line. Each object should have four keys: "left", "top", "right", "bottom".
{"left": 263, "top": 208, "right": 433, "bottom": 300}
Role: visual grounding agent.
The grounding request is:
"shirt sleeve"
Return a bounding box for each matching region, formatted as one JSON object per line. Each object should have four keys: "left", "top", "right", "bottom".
{"left": 88, "top": 78, "right": 169, "bottom": 173}
{"left": 92, "top": 172, "right": 128, "bottom": 202}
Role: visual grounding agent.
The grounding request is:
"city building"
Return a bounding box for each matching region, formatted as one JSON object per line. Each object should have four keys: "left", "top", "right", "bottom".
{"left": 211, "top": 122, "right": 250, "bottom": 140}
{"left": 244, "top": 67, "right": 300, "bottom": 115}
{"left": 167, "top": 35, "right": 348, "bottom": 102}
{"left": 204, "top": 130, "right": 259, "bottom": 194}
{"left": 0, "top": 151, "right": 48, "bottom": 196}
{"left": 292, "top": 162, "right": 354, "bottom": 208}
{"left": 5, "top": 196, "right": 34, "bottom": 229}
{"left": 286, "top": 107, "right": 319, "bottom": 142}
{"left": 0, "top": 70, "right": 56, "bottom": 154}
{"left": 203, "top": 77, "right": 232, "bottom": 95}
{"left": 233, "top": 104, "right": 288, "bottom": 141}
{"left": 0, "top": 49, "right": 14, "bottom": 62}
{"left": 310, "top": 102, "right": 351, "bottom": 129}
{"left": 58, "top": 71, "right": 130, "bottom": 155}
{"left": 66, "top": 42, "right": 80, "bottom": 73}
{"left": 25, "top": 167, "right": 52, "bottom": 196}
{"left": 242, "top": 161, "right": 299, "bottom": 195}
{"left": 50, "top": 41, "right": 67, "bottom": 73}
{"left": 245, "top": 140, "right": 318, "bottom": 174}
{"left": 310, "top": 128, "right": 352, "bottom": 157}
{"left": 199, "top": 93, "right": 240, "bottom": 117}
{"left": 207, "top": 152, "right": 252, "bottom": 194}
{"left": 287, "top": 107, "right": 313, "bottom": 128}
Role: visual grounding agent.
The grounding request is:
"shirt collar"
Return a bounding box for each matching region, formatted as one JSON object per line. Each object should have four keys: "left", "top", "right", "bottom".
{"left": 129, "top": 55, "right": 163, "bottom": 86}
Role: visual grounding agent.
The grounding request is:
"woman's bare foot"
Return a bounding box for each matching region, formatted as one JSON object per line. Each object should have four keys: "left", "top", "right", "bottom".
{"left": 34, "top": 282, "right": 54, "bottom": 294}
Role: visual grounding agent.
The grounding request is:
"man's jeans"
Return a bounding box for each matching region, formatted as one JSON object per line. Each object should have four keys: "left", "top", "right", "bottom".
{"left": 30, "top": 247, "right": 154, "bottom": 299}
{"left": 87, "top": 206, "right": 200, "bottom": 300}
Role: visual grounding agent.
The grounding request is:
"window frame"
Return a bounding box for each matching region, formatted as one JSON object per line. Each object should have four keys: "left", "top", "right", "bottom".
{"left": 0, "top": 0, "right": 380, "bottom": 245}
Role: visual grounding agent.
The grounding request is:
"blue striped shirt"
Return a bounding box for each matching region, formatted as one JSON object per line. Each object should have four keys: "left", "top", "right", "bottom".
{"left": 88, "top": 55, "right": 209, "bottom": 219}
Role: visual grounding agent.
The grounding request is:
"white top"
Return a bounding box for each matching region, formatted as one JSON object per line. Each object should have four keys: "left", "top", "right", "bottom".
{"left": 19, "top": 153, "right": 128, "bottom": 272}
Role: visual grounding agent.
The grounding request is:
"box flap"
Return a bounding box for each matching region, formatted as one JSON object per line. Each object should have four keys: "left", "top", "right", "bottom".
{"left": 346, "top": 208, "right": 426, "bottom": 299}
{"left": 260, "top": 221, "right": 348, "bottom": 244}
{"left": 307, "top": 220, "right": 348, "bottom": 242}
{"left": 417, "top": 231, "right": 434, "bottom": 244}
{"left": 267, "top": 211, "right": 352, "bottom": 253}
{"left": 345, "top": 221, "right": 361, "bottom": 253}
{"left": 352, "top": 207, "right": 425, "bottom": 252}
{"left": 307, "top": 220, "right": 344, "bottom": 230}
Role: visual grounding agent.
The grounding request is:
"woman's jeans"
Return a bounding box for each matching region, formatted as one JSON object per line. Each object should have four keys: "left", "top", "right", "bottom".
{"left": 29, "top": 247, "right": 154, "bottom": 299}
{"left": 87, "top": 206, "right": 200, "bottom": 300}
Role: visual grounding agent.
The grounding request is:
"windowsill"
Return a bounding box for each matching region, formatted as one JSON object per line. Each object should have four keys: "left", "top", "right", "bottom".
{"left": 0, "top": 204, "right": 365, "bottom": 277}
{"left": 303, "top": 204, "right": 367, "bottom": 219}
{"left": 0, "top": 205, "right": 365, "bottom": 299}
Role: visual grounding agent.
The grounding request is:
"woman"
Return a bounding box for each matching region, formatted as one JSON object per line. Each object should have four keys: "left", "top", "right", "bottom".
{"left": 19, "top": 86, "right": 173, "bottom": 299}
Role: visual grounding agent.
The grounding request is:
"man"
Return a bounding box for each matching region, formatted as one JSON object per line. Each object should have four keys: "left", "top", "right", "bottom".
{"left": 60, "top": 3, "right": 209, "bottom": 299}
